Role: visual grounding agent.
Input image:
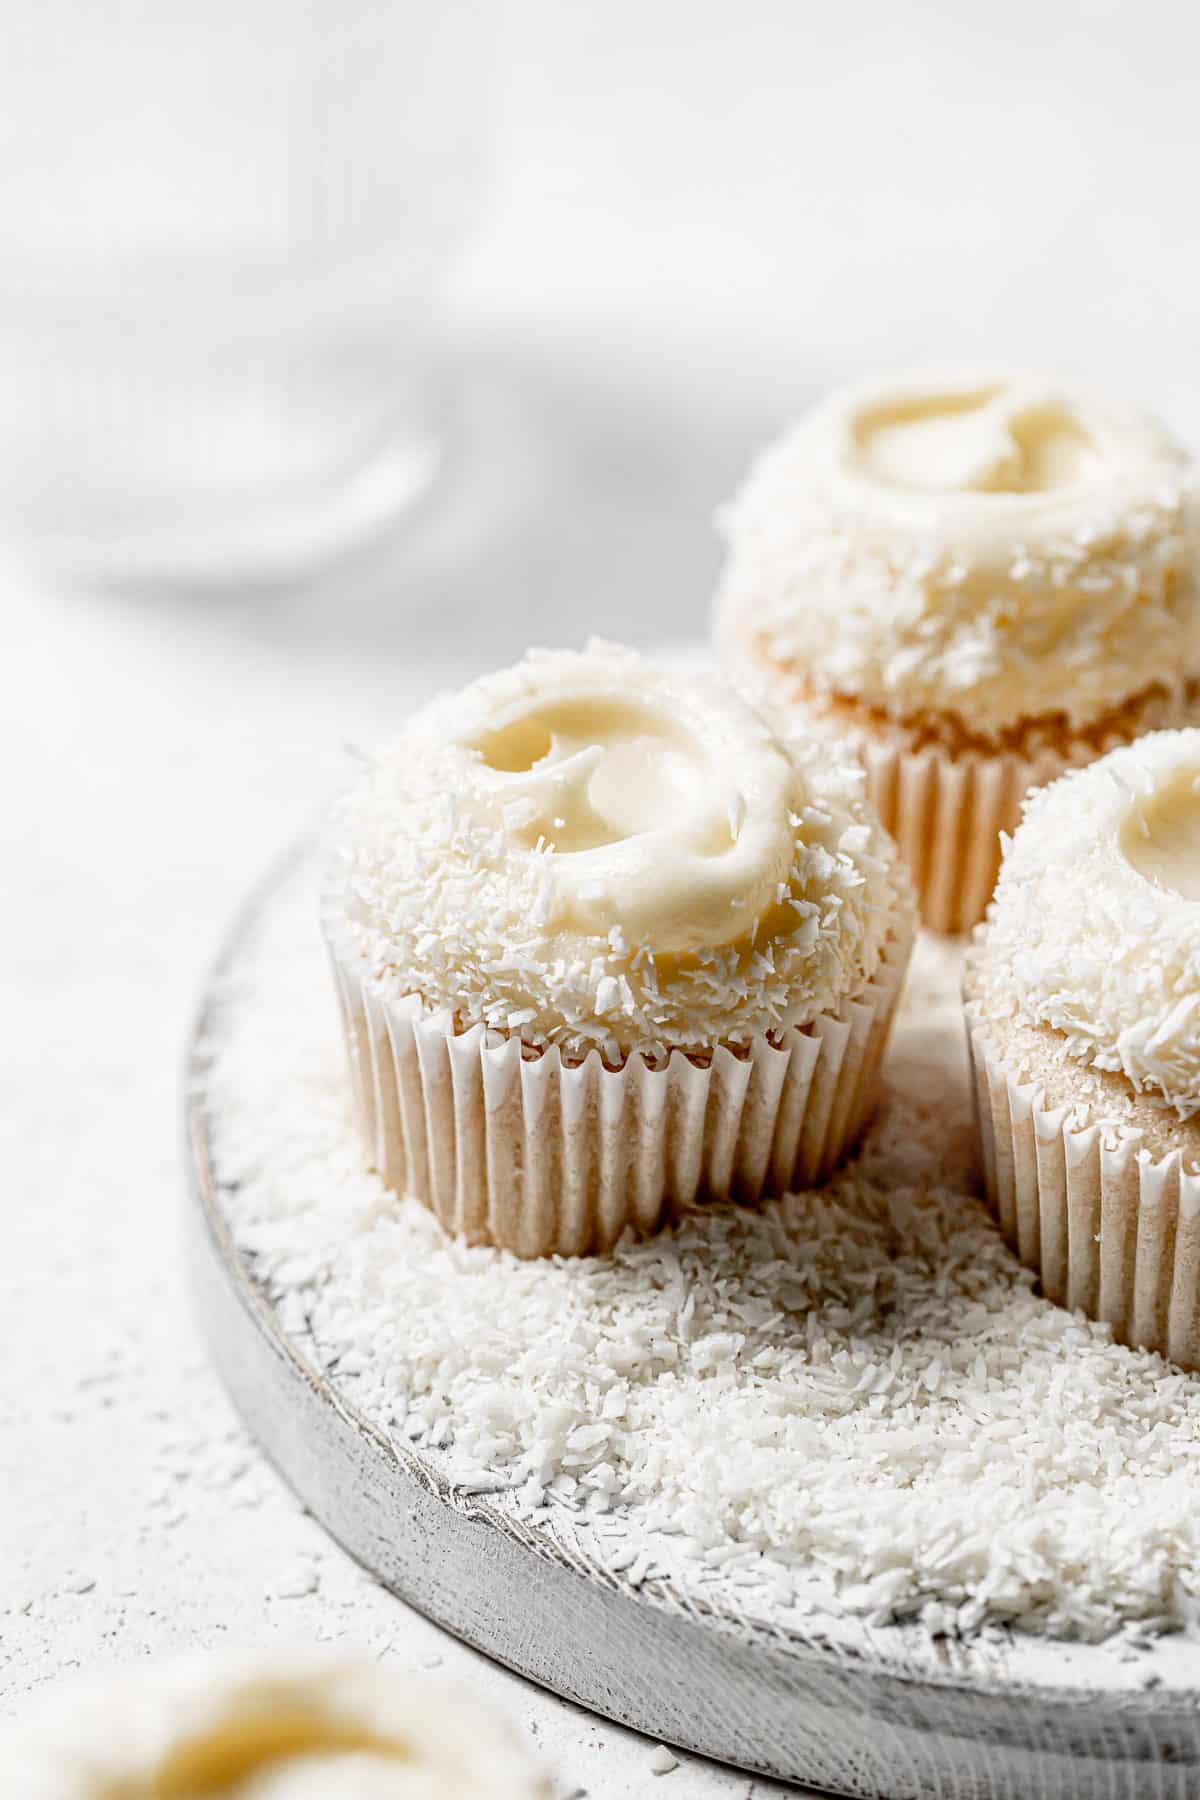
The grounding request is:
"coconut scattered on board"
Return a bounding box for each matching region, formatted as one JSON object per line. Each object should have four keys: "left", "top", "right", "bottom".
{"left": 204, "top": 866, "right": 1200, "bottom": 1645}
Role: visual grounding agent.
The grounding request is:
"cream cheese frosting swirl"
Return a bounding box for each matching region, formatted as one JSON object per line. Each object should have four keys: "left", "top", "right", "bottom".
{"left": 717, "top": 369, "right": 1200, "bottom": 740}
{"left": 326, "top": 643, "right": 905, "bottom": 1056}
{"left": 0, "top": 1653, "right": 550, "bottom": 1799}
{"left": 982, "top": 729, "right": 1200, "bottom": 1119}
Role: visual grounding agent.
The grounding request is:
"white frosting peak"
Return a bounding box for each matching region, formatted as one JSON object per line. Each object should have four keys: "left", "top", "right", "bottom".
{"left": 325, "top": 644, "right": 907, "bottom": 1056}
{"left": 464, "top": 668, "right": 795, "bottom": 954}
{"left": 0, "top": 1653, "right": 550, "bottom": 1799}
{"left": 851, "top": 381, "right": 1100, "bottom": 494}
{"left": 717, "top": 369, "right": 1200, "bottom": 740}
{"left": 1119, "top": 760, "right": 1200, "bottom": 902}
{"left": 983, "top": 729, "right": 1200, "bottom": 1118}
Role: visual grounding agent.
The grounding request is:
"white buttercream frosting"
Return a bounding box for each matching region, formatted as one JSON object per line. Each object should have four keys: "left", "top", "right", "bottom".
{"left": 0, "top": 1652, "right": 550, "bottom": 1799}
{"left": 981, "top": 728, "right": 1200, "bottom": 1119}
{"left": 716, "top": 369, "right": 1200, "bottom": 741}
{"left": 325, "top": 643, "right": 908, "bottom": 1056}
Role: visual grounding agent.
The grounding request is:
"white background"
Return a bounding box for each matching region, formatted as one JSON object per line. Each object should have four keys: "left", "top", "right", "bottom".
{"left": 6, "top": 3, "right": 1200, "bottom": 1794}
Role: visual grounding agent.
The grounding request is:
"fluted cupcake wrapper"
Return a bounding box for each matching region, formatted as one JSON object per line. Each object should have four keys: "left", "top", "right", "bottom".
{"left": 964, "top": 996, "right": 1200, "bottom": 1370}
{"left": 326, "top": 921, "right": 913, "bottom": 1258}
{"left": 717, "top": 647, "right": 1064, "bottom": 936}
{"left": 728, "top": 640, "right": 1200, "bottom": 935}
{"left": 859, "top": 735, "right": 1068, "bottom": 937}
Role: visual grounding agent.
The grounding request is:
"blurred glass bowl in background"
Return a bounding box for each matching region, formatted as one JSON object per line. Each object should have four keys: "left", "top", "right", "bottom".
{"left": 0, "top": 0, "right": 494, "bottom": 587}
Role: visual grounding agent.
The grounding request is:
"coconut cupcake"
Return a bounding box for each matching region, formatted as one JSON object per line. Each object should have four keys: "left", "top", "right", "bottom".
{"left": 323, "top": 642, "right": 914, "bottom": 1257}
{"left": 965, "top": 729, "right": 1200, "bottom": 1368}
{"left": 0, "top": 1650, "right": 551, "bottom": 1796}
{"left": 716, "top": 369, "right": 1200, "bottom": 933}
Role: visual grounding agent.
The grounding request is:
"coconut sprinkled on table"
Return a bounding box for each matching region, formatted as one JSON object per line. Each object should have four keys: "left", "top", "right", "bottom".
{"left": 205, "top": 864, "right": 1200, "bottom": 1646}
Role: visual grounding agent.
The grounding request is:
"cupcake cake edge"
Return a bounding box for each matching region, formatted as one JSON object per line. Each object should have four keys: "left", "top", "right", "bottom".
{"left": 326, "top": 903, "right": 913, "bottom": 1258}
{"left": 964, "top": 943, "right": 1200, "bottom": 1372}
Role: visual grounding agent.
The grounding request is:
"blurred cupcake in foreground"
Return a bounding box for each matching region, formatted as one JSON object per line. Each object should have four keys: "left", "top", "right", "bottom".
{"left": 965, "top": 730, "right": 1200, "bottom": 1368}
{"left": 0, "top": 1650, "right": 551, "bottom": 1798}
{"left": 715, "top": 369, "right": 1200, "bottom": 932}
{"left": 323, "top": 642, "right": 914, "bottom": 1257}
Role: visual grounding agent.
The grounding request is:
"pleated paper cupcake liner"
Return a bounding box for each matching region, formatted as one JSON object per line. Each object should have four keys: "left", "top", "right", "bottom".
{"left": 326, "top": 918, "right": 913, "bottom": 1259}
{"left": 964, "top": 992, "right": 1200, "bottom": 1370}
{"left": 725, "top": 633, "right": 1200, "bottom": 934}
{"left": 858, "top": 735, "right": 1068, "bottom": 937}
{"left": 720, "top": 647, "right": 1066, "bottom": 936}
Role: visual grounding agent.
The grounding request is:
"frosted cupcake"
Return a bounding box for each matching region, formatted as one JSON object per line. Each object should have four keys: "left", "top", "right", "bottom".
{"left": 323, "top": 642, "right": 914, "bottom": 1257}
{"left": 0, "top": 1650, "right": 551, "bottom": 1797}
{"left": 965, "top": 729, "right": 1200, "bottom": 1368}
{"left": 716, "top": 369, "right": 1200, "bottom": 932}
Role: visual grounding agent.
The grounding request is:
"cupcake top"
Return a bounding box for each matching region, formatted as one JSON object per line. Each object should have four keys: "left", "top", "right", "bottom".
{"left": 717, "top": 369, "right": 1200, "bottom": 741}
{"left": 326, "top": 642, "right": 905, "bottom": 1057}
{"left": 982, "top": 728, "right": 1200, "bottom": 1120}
{"left": 0, "top": 1651, "right": 550, "bottom": 1798}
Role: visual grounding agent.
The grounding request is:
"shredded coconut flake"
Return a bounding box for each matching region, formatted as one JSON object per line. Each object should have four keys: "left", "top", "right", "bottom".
{"left": 205, "top": 866, "right": 1200, "bottom": 1646}
{"left": 715, "top": 369, "right": 1200, "bottom": 742}
{"left": 322, "top": 644, "right": 905, "bottom": 1055}
{"left": 983, "top": 729, "right": 1200, "bottom": 1118}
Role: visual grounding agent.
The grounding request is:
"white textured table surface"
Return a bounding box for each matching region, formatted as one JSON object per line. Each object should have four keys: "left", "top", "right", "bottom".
{"left": 0, "top": 370, "right": 802, "bottom": 1794}
{"left": 1, "top": 583, "right": 798, "bottom": 1799}
{"left": 7, "top": 4, "right": 1200, "bottom": 1792}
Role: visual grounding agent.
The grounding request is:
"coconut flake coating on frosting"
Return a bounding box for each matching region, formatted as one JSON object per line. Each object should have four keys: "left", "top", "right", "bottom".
{"left": 325, "top": 644, "right": 905, "bottom": 1056}
{"left": 716, "top": 369, "right": 1200, "bottom": 741}
{"left": 981, "top": 729, "right": 1200, "bottom": 1119}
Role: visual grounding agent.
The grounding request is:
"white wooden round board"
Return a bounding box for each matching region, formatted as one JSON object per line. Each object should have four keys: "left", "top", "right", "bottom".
{"left": 187, "top": 851, "right": 1200, "bottom": 1798}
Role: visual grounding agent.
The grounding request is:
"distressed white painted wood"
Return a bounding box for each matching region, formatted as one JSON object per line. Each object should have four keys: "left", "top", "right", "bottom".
{"left": 188, "top": 861, "right": 1200, "bottom": 1798}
